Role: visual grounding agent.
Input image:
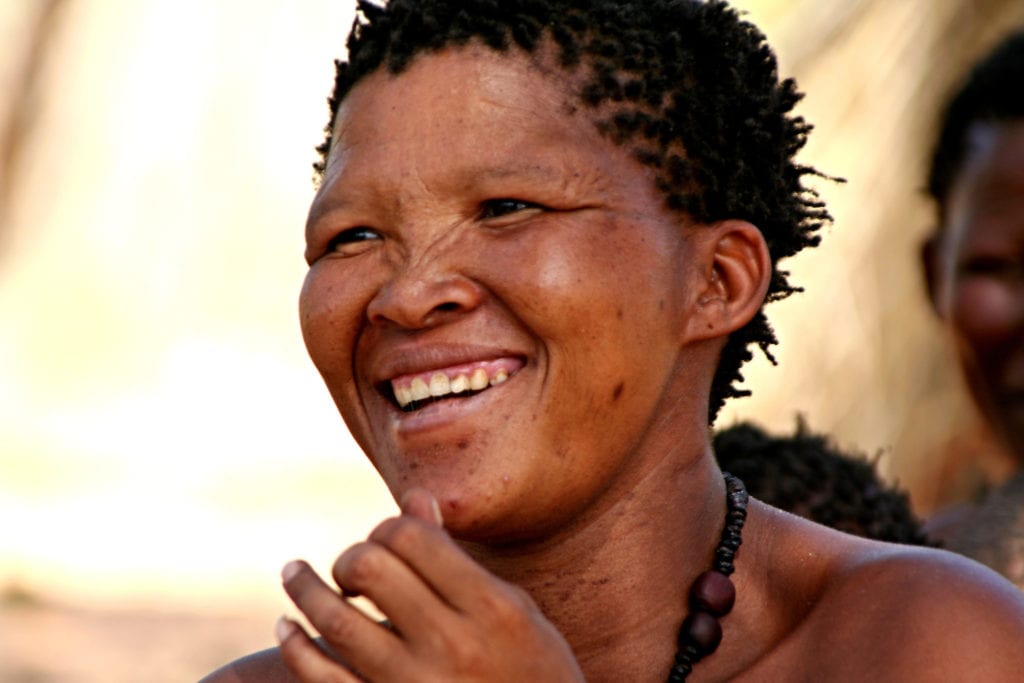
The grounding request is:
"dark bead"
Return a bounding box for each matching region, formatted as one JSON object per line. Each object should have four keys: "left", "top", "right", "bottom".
{"left": 690, "top": 570, "right": 736, "bottom": 615}
{"left": 678, "top": 611, "right": 722, "bottom": 655}
{"left": 721, "top": 536, "right": 741, "bottom": 550}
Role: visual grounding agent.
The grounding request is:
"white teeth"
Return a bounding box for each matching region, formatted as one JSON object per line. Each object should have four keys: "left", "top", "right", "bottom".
{"left": 410, "top": 377, "right": 430, "bottom": 401}
{"left": 469, "top": 368, "right": 489, "bottom": 391}
{"left": 393, "top": 366, "right": 515, "bottom": 408}
{"left": 429, "top": 372, "right": 451, "bottom": 397}
{"left": 450, "top": 374, "right": 469, "bottom": 393}
{"left": 395, "top": 385, "right": 413, "bottom": 407}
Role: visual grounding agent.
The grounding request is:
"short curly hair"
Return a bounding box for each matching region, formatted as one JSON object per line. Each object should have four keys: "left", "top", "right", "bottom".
{"left": 714, "top": 420, "right": 931, "bottom": 545}
{"left": 927, "top": 29, "right": 1024, "bottom": 221}
{"left": 314, "top": 0, "right": 831, "bottom": 421}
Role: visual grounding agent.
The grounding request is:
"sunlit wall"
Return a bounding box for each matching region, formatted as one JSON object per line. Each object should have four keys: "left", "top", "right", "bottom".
{"left": 0, "top": 0, "right": 398, "bottom": 612}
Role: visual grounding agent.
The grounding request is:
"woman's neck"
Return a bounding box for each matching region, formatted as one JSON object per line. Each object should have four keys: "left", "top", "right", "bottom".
{"left": 462, "top": 448, "right": 727, "bottom": 682}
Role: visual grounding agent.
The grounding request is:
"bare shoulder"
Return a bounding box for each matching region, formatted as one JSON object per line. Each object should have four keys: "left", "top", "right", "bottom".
{"left": 743, "top": 504, "right": 1024, "bottom": 681}
{"left": 814, "top": 539, "right": 1024, "bottom": 679}
{"left": 198, "top": 646, "right": 296, "bottom": 683}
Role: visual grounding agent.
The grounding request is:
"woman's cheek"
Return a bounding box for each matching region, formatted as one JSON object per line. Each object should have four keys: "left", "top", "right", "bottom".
{"left": 299, "top": 267, "right": 363, "bottom": 373}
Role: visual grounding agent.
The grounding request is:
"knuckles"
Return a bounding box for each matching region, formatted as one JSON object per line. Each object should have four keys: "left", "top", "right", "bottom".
{"left": 318, "top": 606, "right": 362, "bottom": 646}
{"left": 333, "top": 541, "right": 390, "bottom": 593}
{"left": 368, "top": 515, "right": 434, "bottom": 554}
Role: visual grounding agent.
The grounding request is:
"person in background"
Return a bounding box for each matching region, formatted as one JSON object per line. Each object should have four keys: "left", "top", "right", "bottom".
{"left": 921, "top": 29, "right": 1024, "bottom": 587}
{"left": 714, "top": 420, "right": 930, "bottom": 546}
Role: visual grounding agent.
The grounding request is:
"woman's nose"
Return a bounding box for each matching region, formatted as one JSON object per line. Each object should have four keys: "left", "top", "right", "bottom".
{"left": 366, "top": 262, "right": 484, "bottom": 330}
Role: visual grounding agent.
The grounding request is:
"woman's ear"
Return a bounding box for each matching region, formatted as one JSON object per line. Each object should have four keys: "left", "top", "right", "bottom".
{"left": 682, "top": 220, "right": 772, "bottom": 344}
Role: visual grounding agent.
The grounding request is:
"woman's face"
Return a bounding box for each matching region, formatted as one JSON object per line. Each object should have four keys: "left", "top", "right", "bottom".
{"left": 936, "top": 121, "right": 1024, "bottom": 457}
{"left": 300, "top": 46, "right": 708, "bottom": 541}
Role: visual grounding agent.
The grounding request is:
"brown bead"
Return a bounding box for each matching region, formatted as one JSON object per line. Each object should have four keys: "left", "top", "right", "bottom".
{"left": 678, "top": 610, "right": 722, "bottom": 655}
{"left": 690, "top": 570, "right": 735, "bottom": 616}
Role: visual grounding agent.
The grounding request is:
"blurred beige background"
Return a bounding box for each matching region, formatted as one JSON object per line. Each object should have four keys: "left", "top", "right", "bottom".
{"left": 1, "top": 1, "right": 1022, "bottom": 681}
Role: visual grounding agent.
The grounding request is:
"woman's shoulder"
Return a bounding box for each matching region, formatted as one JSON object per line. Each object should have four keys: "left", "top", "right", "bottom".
{"left": 746, "top": 502, "right": 1024, "bottom": 680}
{"left": 199, "top": 646, "right": 294, "bottom": 683}
{"left": 801, "top": 523, "right": 1024, "bottom": 678}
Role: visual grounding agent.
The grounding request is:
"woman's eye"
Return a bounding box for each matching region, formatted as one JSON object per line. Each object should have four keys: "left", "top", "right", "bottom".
{"left": 479, "top": 198, "right": 542, "bottom": 221}
{"left": 326, "top": 227, "right": 381, "bottom": 256}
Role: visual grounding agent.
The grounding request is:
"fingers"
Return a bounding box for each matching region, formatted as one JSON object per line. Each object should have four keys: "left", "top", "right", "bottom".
{"left": 331, "top": 537, "right": 453, "bottom": 638}
{"left": 364, "top": 511, "right": 524, "bottom": 619}
{"left": 276, "top": 616, "right": 363, "bottom": 683}
{"left": 281, "top": 560, "right": 402, "bottom": 679}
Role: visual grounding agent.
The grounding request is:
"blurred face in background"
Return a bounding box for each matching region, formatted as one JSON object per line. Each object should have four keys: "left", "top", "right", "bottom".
{"left": 934, "top": 121, "right": 1024, "bottom": 458}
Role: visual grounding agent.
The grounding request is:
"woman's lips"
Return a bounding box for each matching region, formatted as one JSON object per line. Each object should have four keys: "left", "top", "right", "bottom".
{"left": 388, "top": 357, "right": 525, "bottom": 410}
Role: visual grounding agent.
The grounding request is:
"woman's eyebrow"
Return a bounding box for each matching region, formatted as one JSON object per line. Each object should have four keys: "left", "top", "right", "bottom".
{"left": 305, "top": 201, "right": 355, "bottom": 234}
{"left": 461, "top": 160, "right": 567, "bottom": 182}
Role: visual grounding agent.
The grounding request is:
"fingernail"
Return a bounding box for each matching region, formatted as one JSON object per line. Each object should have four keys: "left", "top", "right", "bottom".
{"left": 281, "top": 560, "right": 302, "bottom": 583}
{"left": 430, "top": 496, "right": 443, "bottom": 526}
{"left": 275, "top": 616, "right": 296, "bottom": 643}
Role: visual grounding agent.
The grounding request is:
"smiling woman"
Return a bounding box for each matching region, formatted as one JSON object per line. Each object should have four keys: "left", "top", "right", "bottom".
{"left": 300, "top": 46, "right": 740, "bottom": 543}
{"left": 203, "top": 1, "right": 1024, "bottom": 682}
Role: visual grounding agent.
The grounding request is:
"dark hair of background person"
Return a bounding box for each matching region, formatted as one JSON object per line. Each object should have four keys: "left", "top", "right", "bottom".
{"left": 313, "top": 0, "right": 834, "bottom": 421}
{"left": 714, "top": 420, "right": 932, "bottom": 546}
{"left": 927, "top": 28, "right": 1024, "bottom": 221}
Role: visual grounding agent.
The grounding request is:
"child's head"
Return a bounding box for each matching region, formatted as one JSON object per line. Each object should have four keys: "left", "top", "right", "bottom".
{"left": 714, "top": 420, "right": 930, "bottom": 545}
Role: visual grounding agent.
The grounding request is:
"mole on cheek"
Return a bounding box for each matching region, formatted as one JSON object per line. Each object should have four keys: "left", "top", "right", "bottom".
{"left": 611, "top": 381, "right": 625, "bottom": 402}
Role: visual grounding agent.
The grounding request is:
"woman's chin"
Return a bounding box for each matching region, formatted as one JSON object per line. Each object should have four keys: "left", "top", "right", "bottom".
{"left": 393, "top": 482, "right": 540, "bottom": 545}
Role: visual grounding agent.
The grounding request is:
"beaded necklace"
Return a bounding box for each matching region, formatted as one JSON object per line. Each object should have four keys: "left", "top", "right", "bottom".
{"left": 667, "top": 472, "right": 748, "bottom": 682}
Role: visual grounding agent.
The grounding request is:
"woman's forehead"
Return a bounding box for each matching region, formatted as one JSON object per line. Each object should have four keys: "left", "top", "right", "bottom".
{"left": 308, "top": 45, "right": 672, "bottom": 233}
{"left": 322, "top": 46, "right": 607, "bottom": 181}
{"left": 344, "top": 47, "right": 574, "bottom": 123}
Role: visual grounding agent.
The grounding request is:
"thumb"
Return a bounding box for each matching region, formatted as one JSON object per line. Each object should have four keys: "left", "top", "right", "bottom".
{"left": 400, "top": 487, "right": 444, "bottom": 527}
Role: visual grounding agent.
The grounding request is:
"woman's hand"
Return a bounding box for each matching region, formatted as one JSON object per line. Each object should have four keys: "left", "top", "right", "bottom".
{"left": 277, "top": 488, "right": 585, "bottom": 682}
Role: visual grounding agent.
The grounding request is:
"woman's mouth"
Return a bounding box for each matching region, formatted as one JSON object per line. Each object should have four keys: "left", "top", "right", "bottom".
{"left": 386, "top": 358, "right": 524, "bottom": 412}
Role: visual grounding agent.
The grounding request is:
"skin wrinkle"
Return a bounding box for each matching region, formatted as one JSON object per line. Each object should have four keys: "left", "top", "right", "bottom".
{"left": 310, "top": 48, "right": 638, "bottom": 270}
